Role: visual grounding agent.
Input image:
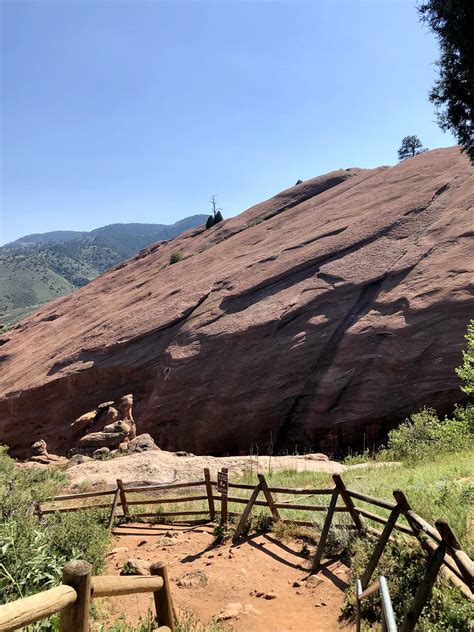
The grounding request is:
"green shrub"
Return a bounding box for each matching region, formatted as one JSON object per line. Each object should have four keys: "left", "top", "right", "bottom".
{"left": 213, "top": 210, "right": 223, "bottom": 225}
{"left": 383, "top": 407, "right": 472, "bottom": 462}
{"left": 342, "top": 537, "right": 472, "bottom": 631}
{"left": 212, "top": 523, "right": 232, "bottom": 544}
{"left": 456, "top": 319, "right": 474, "bottom": 396}
{"left": 45, "top": 508, "right": 109, "bottom": 573}
{"left": 169, "top": 251, "right": 184, "bottom": 264}
{"left": 252, "top": 511, "right": 274, "bottom": 534}
{"left": 0, "top": 445, "right": 110, "bottom": 620}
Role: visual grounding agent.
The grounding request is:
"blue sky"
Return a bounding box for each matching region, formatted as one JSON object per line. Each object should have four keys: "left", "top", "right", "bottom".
{"left": 1, "top": 0, "right": 454, "bottom": 244}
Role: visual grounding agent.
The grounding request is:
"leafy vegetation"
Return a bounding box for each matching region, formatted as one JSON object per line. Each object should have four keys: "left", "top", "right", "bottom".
{"left": 381, "top": 407, "right": 472, "bottom": 462}
{"left": 456, "top": 319, "right": 474, "bottom": 397}
{"left": 169, "top": 251, "right": 185, "bottom": 264}
{"left": 0, "top": 446, "right": 110, "bottom": 630}
{"left": 342, "top": 538, "right": 472, "bottom": 631}
{"left": 397, "top": 135, "right": 427, "bottom": 160}
{"left": 419, "top": 0, "right": 474, "bottom": 163}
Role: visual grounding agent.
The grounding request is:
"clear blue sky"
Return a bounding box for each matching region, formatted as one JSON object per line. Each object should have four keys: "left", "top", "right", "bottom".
{"left": 0, "top": 0, "right": 454, "bottom": 245}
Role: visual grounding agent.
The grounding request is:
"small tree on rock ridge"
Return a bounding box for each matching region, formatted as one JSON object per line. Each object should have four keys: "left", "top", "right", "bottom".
{"left": 397, "top": 135, "right": 427, "bottom": 161}
{"left": 206, "top": 195, "right": 224, "bottom": 228}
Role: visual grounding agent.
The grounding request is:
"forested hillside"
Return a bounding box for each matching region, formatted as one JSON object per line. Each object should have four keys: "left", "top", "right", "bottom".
{"left": 0, "top": 215, "right": 207, "bottom": 328}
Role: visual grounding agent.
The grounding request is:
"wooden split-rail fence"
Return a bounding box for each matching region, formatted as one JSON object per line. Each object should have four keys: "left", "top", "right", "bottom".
{"left": 0, "top": 559, "right": 174, "bottom": 632}
{"left": 7, "top": 468, "right": 472, "bottom": 631}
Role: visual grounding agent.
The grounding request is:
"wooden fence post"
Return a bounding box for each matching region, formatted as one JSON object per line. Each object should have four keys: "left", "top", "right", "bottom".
{"left": 60, "top": 560, "right": 92, "bottom": 632}
{"left": 220, "top": 468, "right": 228, "bottom": 527}
{"left": 151, "top": 562, "right": 175, "bottom": 631}
{"left": 393, "top": 490, "right": 472, "bottom": 596}
{"left": 435, "top": 519, "right": 474, "bottom": 588}
{"left": 257, "top": 474, "right": 281, "bottom": 522}
{"left": 116, "top": 479, "right": 130, "bottom": 519}
{"left": 311, "top": 488, "right": 339, "bottom": 571}
{"left": 332, "top": 474, "right": 365, "bottom": 533}
{"left": 360, "top": 496, "right": 402, "bottom": 589}
{"left": 232, "top": 482, "right": 262, "bottom": 542}
{"left": 400, "top": 542, "right": 446, "bottom": 632}
{"left": 204, "top": 468, "right": 216, "bottom": 521}
{"left": 107, "top": 487, "right": 121, "bottom": 533}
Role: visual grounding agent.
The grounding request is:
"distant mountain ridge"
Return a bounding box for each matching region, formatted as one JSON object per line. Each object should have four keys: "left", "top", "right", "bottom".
{"left": 9, "top": 230, "right": 87, "bottom": 246}
{"left": 0, "top": 215, "right": 207, "bottom": 327}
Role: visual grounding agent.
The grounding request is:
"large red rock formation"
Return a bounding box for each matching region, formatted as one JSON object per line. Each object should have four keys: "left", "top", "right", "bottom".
{"left": 0, "top": 148, "right": 472, "bottom": 457}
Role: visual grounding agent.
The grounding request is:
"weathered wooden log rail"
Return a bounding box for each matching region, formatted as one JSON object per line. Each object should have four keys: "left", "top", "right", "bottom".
{"left": 0, "top": 560, "right": 174, "bottom": 632}
{"left": 35, "top": 466, "right": 473, "bottom": 630}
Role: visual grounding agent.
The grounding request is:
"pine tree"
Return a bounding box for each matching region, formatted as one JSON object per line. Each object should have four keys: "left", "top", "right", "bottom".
{"left": 205, "top": 195, "right": 224, "bottom": 229}
{"left": 397, "top": 135, "right": 427, "bottom": 161}
{"left": 419, "top": 0, "right": 474, "bottom": 163}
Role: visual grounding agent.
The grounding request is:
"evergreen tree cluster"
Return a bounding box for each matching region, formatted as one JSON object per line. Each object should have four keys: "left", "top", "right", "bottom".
{"left": 419, "top": 0, "right": 474, "bottom": 163}
{"left": 205, "top": 195, "right": 224, "bottom": 229}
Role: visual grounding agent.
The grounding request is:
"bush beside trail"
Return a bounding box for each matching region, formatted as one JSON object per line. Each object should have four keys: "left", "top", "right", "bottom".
{"left": 0, "top": 447, "right": 110, "bottom": 629}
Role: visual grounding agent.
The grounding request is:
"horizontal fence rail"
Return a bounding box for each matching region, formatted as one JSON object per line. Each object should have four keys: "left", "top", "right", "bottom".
{"left": 0, "top": 560, "right": 174, "bottom": 632}
{"left": 36, "top": 467, "right": 473, "bottom": 614}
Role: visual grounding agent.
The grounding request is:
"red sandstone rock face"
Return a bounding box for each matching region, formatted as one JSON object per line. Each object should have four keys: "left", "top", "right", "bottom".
{"left": 1, "top": 147, "right": 473, "bottom": 457}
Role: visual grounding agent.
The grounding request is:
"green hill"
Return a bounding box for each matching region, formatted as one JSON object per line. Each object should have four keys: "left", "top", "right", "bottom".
{"left": 0, "top": 216, "right": 207, "bottom": 328}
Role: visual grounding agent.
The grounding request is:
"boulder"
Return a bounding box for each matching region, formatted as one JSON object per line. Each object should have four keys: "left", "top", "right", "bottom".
{"left": 215, "top": 603, "right": 243, "bottom": 621}
{"left": 29, "top": 439, "right": 67, "bottom": 465}
{"left": 102, "top": 407, "right": 119, "bottom": 424}
{"left": 30, "top": 455, "right": 54, "bottom": 465}
{"left": 31, "top": 439, "right": 48, "bottom": 456}
{"left": 121, "top": 558, "right": 150, "bottom": 576}
{"left": 70, "top": 410, "right": 96, "bottom": 433}
{"left": 66, "top": 454, "right": 93, "bottom": 468}
{"left": 97, "top": 400, "right": 115, "bottom": 411}
{"left": 128, "top": 434, "right": 160, "bottom": 453}
{"left": 305, "top": 575, "right": 326, "bottom": 589}
{"left": 103, "top": 420, "right": 131, "bottom": 435}
{"left": 92, "top": 447, "right": 110, "bottom": 459}
{"left": 177, "top": 569, "right": 209, "bottom": 589}
{"left": 78, "top": 431, "right": 127, "bottom": 449}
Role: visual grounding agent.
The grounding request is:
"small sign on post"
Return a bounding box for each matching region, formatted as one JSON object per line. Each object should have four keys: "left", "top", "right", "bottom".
{"left": 217, "top": 470, "right": 229, "bottom": 495}
{"left": 218, "top": 468, "right": 229, "bottom": 526}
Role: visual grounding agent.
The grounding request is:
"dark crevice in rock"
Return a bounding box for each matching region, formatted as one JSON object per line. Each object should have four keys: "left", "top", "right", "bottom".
{"left": 282, "top": 225, "right": 348, "bottom": 253}
{"left": 219, "top": 219, "right": 403, "bottom": 315}
{"left": 220, "top": 183, "right": 451, "bottom": 318}
{"left": 275, "top": 277, "right": 387, "bottom": 451}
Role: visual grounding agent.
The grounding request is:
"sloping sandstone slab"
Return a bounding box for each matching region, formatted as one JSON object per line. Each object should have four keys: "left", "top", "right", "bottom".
{"left": 0, "top": 148, "right": 472, "bottom": 456}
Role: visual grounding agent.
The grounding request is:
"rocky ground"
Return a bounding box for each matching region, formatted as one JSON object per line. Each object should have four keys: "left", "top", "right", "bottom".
{"left": 101, "top": 522, "right": 352, "bottom": 631}
{"left": 65, "top": 451, "right": 343, "bottom": 490}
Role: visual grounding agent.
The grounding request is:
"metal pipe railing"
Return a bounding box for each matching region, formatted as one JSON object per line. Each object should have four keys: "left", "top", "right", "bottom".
{"left": 356, "top": 575, "right": 397, "bottom": 632}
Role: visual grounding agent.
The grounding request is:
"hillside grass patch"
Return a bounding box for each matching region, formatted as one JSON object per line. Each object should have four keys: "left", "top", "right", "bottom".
{"left": 0, "top": 445, "right": 110, "bottom": 630}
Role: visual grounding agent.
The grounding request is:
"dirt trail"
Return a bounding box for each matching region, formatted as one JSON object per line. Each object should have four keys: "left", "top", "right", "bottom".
{"left": 103, "top": 522, "right": 352, "bottom": 631}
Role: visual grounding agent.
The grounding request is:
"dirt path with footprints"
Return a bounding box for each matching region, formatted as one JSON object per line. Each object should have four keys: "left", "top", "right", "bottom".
{"left": 102, "top": 522, "right": 352, "bottom": 631}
